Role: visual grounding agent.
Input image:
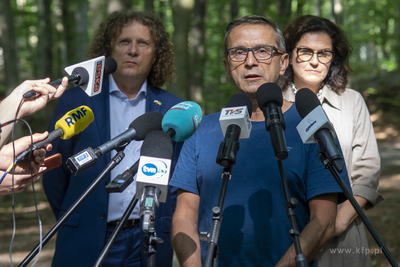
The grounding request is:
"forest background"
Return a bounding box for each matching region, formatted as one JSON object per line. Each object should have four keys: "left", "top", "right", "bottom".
{"left": 1, "top": 0, "right": 400, "bottom": 266}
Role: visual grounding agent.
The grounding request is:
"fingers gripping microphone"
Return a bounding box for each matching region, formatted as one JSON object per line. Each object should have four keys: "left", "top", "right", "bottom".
{"left": 295, "top": 88, "right": 344, "bottom": 172}
{"left": 16, "top": 106, "right": 94, "bottom": 162}
{"left": 136, "top": 130, "right": 173, "bottom": 232}
{"left": 66, "top": 111, "right": 163, "bottom": 175}
{"left": 216, "top": 94, "right": 252, "bottom": 168}
{"left": 106, "top": 102, "right": 203, "bottom": 193}
{"left": 161, "top": 101, "right": 203, "bottom": 141}
{"left": 256, "top": 83, "right": 288, "bottom": 160}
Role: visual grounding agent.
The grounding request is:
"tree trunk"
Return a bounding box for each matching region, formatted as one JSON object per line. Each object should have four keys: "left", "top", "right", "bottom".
{"left": 0, "top": 0, "right": 19, "bottom": 93}
{"left": 107, "top": 0, "right": 131, "bottom": 14}
{"left": 36, "top": 0, "right": 53, "bottom": 79}
{"left": 275, "top": 0, "right": 292, "bottom": 29}
{"left": 90, "top": 0, "right": 104, "bottom": 37}
{"left": 189, "top": 0, "right": 206, "bottom": 103}
{"left": 252, "top": 0, "right": 267, "bottom": 16}
{"left": 313, "top": 0, "right": 322, "bottom": 16}
{"left": 76, "top": 0, "right": 89, "bottom": 60}
{"left": 145, "top": 0, "right": 155, "bottom": 13}
{"left": 231, "top": 0, "right": 238, "bottom": 20}
{"left": 169, "top": 0, "right": 194, "bottom": 100}
{"left": 62, "top": 0, "right": 77, "bottom": 65}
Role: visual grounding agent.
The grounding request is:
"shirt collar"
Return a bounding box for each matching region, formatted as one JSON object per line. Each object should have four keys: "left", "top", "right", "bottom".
{"left": 320, "top": 85, "right": 342, "bottom": 111}
{"left": 108, "top": 74, "right": 147, "bottom": 99}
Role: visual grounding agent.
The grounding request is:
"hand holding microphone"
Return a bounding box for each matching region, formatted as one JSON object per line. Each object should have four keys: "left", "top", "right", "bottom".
{"left": 295, "top": 88, "right": 344, "bottom": 172}
{"left": 15, "top": 105, "right": 94, "bottom": 164}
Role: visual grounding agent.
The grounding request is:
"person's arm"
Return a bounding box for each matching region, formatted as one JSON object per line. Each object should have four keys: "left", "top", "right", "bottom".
{"left": 0, "top": 77, "right": 68, "bottom": 147}
{"left": 275, "top": 193, "right": 338, "bottom": 267}
{"left": 172, "top": 189, "right": 202, "bottom": 267}
{"left": 335, "top": 196, "right": 368, "bottom": 236}
{"left": 0, "top": 132, "right": 50, "bottom": 173}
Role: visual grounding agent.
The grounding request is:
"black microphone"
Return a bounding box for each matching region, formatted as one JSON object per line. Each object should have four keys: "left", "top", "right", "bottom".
{"left": 295, "top": 88, "right": 344, "bottom": 172}
{"left": 216, "top": 93, "right": 252, "bottom": 168}
{"left": 256, "top": 83, "right": 288, "bottom": 160}
{"left": 66, "top": 111, "right": 164, "bottom": 175}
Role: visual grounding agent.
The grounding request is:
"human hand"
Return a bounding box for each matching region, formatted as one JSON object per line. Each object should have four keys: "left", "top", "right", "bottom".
{"left": 0, "top": 132, "right": 52, "bottom": 173}
{"left": 0, "top": 172, "right": 42, "bottom": 195}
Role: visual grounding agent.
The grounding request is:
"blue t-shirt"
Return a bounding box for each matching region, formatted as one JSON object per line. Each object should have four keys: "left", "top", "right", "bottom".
{"left": 170, "top": 104, "right": 350, "bottom": 267}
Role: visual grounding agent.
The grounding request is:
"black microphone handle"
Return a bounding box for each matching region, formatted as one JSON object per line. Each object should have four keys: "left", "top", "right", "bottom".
{"left": 16, "top": 127, "right": 64, "bottom": 162}
{"left": 49, "top": 73, "right": 80, "bottom": 87}
{"left": 314, "top": 128, "right": 344, "bottom": 172}
{"left": 270, "top": 123, "right": 288, "bottom": 160}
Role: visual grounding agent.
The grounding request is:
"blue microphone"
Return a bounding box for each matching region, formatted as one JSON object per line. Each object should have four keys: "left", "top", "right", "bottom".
{"left": 161, "top": 101, "right": 203, "bottom": 142}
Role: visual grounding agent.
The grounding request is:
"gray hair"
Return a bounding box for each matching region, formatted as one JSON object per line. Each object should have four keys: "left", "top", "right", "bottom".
{"left": 224, "top": 15, "right": 286, "bottom": 54}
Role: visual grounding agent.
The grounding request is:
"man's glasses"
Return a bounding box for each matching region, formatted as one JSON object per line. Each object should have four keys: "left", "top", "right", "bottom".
{"left": 226, "top": 45, "right": 284, "bottom": 62}
{"left": 295, "top": 47, "right": 335, "bottom": 64}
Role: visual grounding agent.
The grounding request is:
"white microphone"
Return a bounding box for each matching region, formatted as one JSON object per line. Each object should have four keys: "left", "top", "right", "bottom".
{"left": 64, "top": 56, "right": 117, "bottom": 97}
{"left": 216, "top": 93, "right": 252, "bottom": 168}
{"left": 295, "top": 88, "right": 344, "bottom": 172}
{"left": 135, "top": 130, "right": 173, "bottom": 232}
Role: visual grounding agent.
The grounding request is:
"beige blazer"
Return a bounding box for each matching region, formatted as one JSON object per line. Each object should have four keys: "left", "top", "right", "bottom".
{"left": 283, "top": 85, "right": 384, "bottom": 209}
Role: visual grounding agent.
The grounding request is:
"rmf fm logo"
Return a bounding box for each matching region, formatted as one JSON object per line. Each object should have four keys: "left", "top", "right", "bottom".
{"left": 65, "top": 107, "right": 89, "bottom": 127}
{"left": 93, "top": 61, "right": 103, "bottom": 92}
{"left": 224, "top": 108, "right": 244, "bottom": 116}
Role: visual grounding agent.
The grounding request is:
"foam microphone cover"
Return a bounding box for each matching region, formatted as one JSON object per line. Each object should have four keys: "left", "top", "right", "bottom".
{"left": 129, "top": 111, "right": 164, "bottom": 140}
{"left": 104, "top": 57, "right": 118, "bottom": 75}
{"left": 55, "top": 105, "right": 94, "bottom": 139}
{"left": 162, "top": 101, "right": 203, "bottom": 142}
{"left": 256, "top": 82, "right": 283, "bottom": 108}
{"left": 72, "top": 67, "right": 90, "bottom": 86}
{"left": 295, "top": 88, "right": 321, "bottom": 119}
{"left": 226, "top": 93, "right": 253, "bottom": 114}
{"left": 141, "top": 130, "right": 173, "bottom": 160}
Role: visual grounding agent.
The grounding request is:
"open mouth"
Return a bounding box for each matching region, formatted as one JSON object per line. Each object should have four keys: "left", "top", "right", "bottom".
{"left": 245, "top": 74, "right": 261, "bottom": 80}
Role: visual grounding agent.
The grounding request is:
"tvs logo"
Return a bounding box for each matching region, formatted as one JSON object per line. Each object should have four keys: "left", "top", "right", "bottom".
{"left": 93, "top": 61, "right": 103, "bottom": 92}
{"left": 224, "top": 108, "right": 244, "bottom": 116}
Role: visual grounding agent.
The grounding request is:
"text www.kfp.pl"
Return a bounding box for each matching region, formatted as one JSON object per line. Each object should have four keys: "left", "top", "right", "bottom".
{"left": 329, "top": 247, "right": 383, "bottom": 255}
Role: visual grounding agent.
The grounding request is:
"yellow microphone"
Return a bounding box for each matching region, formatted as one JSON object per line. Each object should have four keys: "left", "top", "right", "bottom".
{"left": 16, "top": 105, "right": 94, "bottom": 162}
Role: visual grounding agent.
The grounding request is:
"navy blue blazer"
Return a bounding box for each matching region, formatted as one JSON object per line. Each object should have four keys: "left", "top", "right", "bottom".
{"left": 42, "top": 77, "right": 183, "bottom": 267}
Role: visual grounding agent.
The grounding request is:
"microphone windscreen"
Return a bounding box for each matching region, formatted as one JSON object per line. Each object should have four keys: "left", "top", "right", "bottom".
{"left": 226, "top": 93, "right": 253, "bottom": 115}
{"left": 256, "top": 82, "right": 283, "bottom": 108}
{"left": 55, "top": 105, "right": 94, "bottom": 139}
{"left": 141, "top": 130, "right": 173, "bottom": 160}
{"left": 104, "top": 57, "right": 118, "bottom": 75}
{"left": 162, "top": 101, "right": 203, "bottom": 142}
{"left": 129, "top": 111, "right": 164, "bottom": 140}
{"left": 295, "top": 88, "right": 321, "bottom": 119}
{"left": 72, "top": 67, "right": 90, "bottom": 86}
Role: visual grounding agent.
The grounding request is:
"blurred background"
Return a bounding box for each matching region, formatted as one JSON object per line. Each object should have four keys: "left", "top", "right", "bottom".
{"left": 0, "top": 0, "right": 400, "bottom": 266}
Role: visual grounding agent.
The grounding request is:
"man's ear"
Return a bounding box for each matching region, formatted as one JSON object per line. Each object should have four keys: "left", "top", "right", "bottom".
{"left": 279, "top": 53, "right": 290, "bottom": 76}
{"left": 223, "top": 57, "right": 232, "bottom": 79}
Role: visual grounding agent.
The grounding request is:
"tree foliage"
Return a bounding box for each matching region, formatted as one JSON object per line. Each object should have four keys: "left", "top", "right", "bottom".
{"left": 1, "top": 0, "right": 400, "bottom": 136}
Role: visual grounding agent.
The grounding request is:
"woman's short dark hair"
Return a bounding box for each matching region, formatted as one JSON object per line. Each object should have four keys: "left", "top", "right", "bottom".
{"left": 87, "top": 11, "right": 175, "bottom": 88}
{"left": 279, "top": 15, "right": 352, "bottom": 94}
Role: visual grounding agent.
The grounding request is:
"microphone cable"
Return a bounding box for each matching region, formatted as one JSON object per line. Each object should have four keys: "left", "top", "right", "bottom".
{"left": 5, "top": 96, "right": 43, "bottom": 267}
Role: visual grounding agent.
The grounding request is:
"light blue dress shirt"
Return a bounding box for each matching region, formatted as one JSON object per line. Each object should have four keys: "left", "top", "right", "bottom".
{"left": 107, "top": 74, "right": 147, "bottom": 222}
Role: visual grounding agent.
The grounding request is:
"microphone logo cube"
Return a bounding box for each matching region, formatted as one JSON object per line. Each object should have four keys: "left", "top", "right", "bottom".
{"left": 136, "top": 156, "right": 171, "bottom": 203}
{"left": 220, "top": 106, "right": 251, "bottom": 139}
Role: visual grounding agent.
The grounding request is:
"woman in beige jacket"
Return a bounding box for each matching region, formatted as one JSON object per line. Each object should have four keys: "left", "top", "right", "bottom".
{"left": 280, "top": 15, "right": 384, "bottom": 267}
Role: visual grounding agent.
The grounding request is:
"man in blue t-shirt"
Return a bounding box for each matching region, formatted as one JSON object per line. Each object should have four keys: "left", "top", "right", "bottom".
{"left": 170, "top": 15, "right": 350, "bottom": 267}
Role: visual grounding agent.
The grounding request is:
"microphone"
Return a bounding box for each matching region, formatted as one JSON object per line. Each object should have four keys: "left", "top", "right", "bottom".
{"left": 161, "top": 101, "right": 203, "bottom": 141}
{"left": 23, "top": 57, "right": 117, "bottom": 99}
{"left": 256, "top": 82, "right": 288, "bottom": 160}
{"left": 136, "top": 130, "right": 173, "bottom": 232}
{"left": 106, "top": 101, "right": 203, "bottom": 193}
{"left": 66, "top": 111, "right": 163, "bottom": 175}
{"left": 295, "top": 88, "right": 344, "bottom": 172}
{"left": 216, "top": 93, "right": 252, "bottom": 168}
{"left": 16, "top": 105, "right": 94, "bottom": 162}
